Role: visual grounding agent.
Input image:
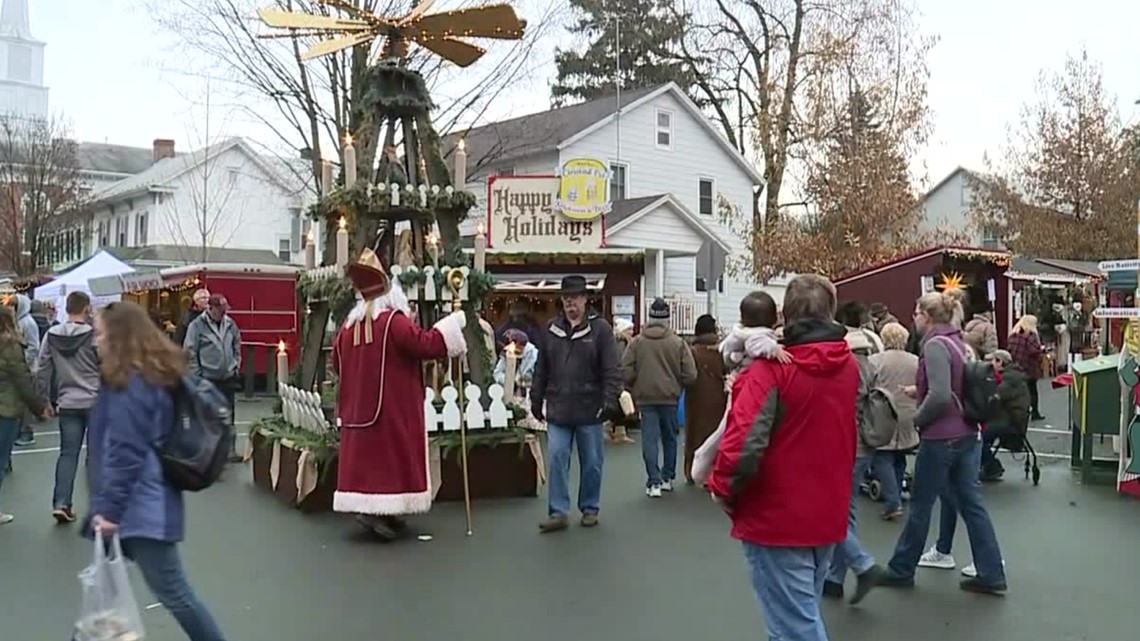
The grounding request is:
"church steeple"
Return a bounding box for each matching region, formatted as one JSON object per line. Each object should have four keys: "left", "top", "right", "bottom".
{"left": 0, "top": 0, "right": 47, "bottom": 120}
{"left": 0, "top": 0, "right": 34, "bottom": 41}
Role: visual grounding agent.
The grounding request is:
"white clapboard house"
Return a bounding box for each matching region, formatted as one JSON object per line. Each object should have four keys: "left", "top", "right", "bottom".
{"left": 447, "top": 82, "right": 782, "bottom": 330}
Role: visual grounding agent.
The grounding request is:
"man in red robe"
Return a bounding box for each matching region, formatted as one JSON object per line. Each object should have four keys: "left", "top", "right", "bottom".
{"left": 333, "top": 249, "right": 467, "bottom": 540}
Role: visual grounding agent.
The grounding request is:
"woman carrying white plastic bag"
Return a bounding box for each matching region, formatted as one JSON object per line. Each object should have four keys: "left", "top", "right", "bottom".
{"left": 76, "top": 531, "right": 145, "bottom": 641}
{"left": 82, "top": 302, "right": 228, "bottom": 641}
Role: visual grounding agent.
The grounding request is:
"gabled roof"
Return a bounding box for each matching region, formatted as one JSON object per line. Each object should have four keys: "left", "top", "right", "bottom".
{"left": 106, "top": 245, "right": 285, "bottom": 268}
{"left": 76, "top": 142, "right": 165, "bottom": 177}
{"left": 834, "top": 246, "right": 1012, "bottom": 285}
{"left": 923, "top": 166, "right": 993, "bottom": 201}
{"left": 90, "top": 138, "right": 304, "bottom": 205}
{"left": 1033, "top": 258, "right": 1101, "bottom": 278}
{"left": 444, "top": 82, "right": 764, "bottom": 184}
{"left": 606, "top": 193, "right": 733, "bottom": 254}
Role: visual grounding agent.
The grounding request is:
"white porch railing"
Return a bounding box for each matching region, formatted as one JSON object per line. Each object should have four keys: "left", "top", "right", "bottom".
{"left": 656, "top": 297, "right": 709, "bottom": 335}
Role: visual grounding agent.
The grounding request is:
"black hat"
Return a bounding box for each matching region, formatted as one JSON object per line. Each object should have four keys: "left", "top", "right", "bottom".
{"left": 648, "top": 297, "right": 670, "bottom": 319}
{"left": 560, "top": 275, "right": 588, "bottom": 295}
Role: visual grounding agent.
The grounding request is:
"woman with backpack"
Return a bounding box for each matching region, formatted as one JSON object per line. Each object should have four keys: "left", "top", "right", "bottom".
{"left": 871, "top": 289, "right": 1008, "bottom": 596}
{"left": 0, "top": 305, "right": 50, "bottom": 524}
{"left": 85, "top": 301, "right": 229, "bottom": 641}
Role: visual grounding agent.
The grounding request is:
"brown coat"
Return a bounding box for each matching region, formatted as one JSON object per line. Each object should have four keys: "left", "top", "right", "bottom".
{"left": 684, "top": 333, "right": 727, "bottom": 482}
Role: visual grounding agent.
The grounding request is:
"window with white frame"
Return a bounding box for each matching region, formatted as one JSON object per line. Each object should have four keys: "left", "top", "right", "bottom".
{"left": 610, "top": 163, "right": 628, "bottom": 201}
{"left": 981, "top": 225, "right": 1003, "bottom": 249}
{"left": 115, "top": 216, "right": 127, "bottom": 247}
{"left": 289, "top": 208, "right": 303, "bottom": 249}
{"left": 278, "top": 238, "right": 292, "bottom": 263}
{"left": 135, "top": 212, "right": 149, "bottom": 246}
{"left": 698, "top": 178, "right": 714, "bottom": 216}
{"left": 655, "top": 109, "right": 673, "bottom": 149}
{"left": 97, "top": 221, "right": 108, "bottom": 248}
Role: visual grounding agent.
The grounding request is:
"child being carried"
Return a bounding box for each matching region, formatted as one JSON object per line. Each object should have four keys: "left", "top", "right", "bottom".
{"left": 691, "top": 291, "right": 790, "bottom": 486}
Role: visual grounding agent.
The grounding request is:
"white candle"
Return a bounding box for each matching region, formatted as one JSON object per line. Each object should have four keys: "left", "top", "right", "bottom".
{"left": 304, "top": 230, "right": 315, "bottom": 269}
{"left": 503, "top": 343, "right": 518, "bottom": 401}
{"left": 454, "top": 139, "right": 467, "bottom": 189}
{"left": 418, "top": 184, "right": 427, "bottom": 207}
{"left": 427, "top": 231, "right": 439, "bottom": 270}
{"left": 336, "top": 217, "right": 349, "bottom": 267}
{"left": 276, "top": 341, "right": 289, "bottom": 386}
{"left": 321, "top": 160, "right": 333, "bottom": 194}
{"left": 474, "top": 221, "right": 486, "bottom": 273}
{"left": 343, "top": 134, "right": 357, "bottom": 188}
{"left": 390, "top": 182, "right": 400, "bottom": 206}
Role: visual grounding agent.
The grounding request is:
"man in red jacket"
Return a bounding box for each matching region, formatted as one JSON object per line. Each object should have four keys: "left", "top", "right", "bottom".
{"left": 708, "top": 274, "right": 860, "bottom": 641}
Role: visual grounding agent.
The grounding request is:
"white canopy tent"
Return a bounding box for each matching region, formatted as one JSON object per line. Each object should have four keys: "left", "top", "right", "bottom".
{"left": 34, "top": 251, "right": 135, "bottom": 321}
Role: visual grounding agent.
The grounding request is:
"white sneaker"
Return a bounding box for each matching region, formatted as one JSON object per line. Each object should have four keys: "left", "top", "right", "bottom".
{"left": 646, "top": 485, "right": 662, "bottom": 498}
{"left": 961, "top": 560, "right": 1005, "bottom": 578}
{"left": 918, "top": 547, "right": 956, "bottom": 569}
{"left": 0, "top": 512, "right": 13, "bottom": 525}
{"left": 660, "top": 480, "right": 674, "bottom": 492}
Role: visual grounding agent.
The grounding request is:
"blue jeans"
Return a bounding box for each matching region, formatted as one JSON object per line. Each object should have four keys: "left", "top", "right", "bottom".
{"left": 743, "top": 542, "right": 834, "bottom": 641}
{"left": 887, "top": 435, "right": 1006, "bottom": 585}
{"left": 54, "top": 409, "right": 90, "bottom": 508}
{"left": 935, "top": 489, "right": 958, "bottom": 554}
{"left": 0, "top": 416, "right": 19, "bottom": 493}
{"left": 828, "top": 456, "right": 875, "bottom": 583}
{"left": 871, "top": 450, "right": 903, "bottom": 512}
{"left": 122, "top": 538, "right": 228, "bottom": 641}
{"left": 546, "top": 423, "right": 604, "bottom": 517}
{"left": 640, "top": 404, "right": 679, "bottom": 487}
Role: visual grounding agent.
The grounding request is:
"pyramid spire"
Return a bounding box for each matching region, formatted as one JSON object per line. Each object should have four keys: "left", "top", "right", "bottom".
{"left": 0, "top": 0, "right": 33, "bottom": 41}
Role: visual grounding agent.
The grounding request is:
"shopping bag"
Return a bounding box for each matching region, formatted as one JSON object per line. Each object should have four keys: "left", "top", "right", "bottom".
{"left": 74, "top": 531, "right": 146, "bottom": 641}
{"left": 691, "top": 404, "right": 730, "bottom": 486}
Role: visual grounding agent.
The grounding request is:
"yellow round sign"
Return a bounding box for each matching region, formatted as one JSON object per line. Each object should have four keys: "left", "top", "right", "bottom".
{"left": 558, "top": 158, "right": 612, "bottom": 221}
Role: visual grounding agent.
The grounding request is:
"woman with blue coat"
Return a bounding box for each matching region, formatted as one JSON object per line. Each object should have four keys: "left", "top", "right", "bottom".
{"left": 85, "top": 301, "right": 229, "bottom": 641}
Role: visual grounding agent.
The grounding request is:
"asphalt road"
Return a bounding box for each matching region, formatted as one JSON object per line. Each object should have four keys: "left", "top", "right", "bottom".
{"left": 3, "top": 388, "right": 1138, "bottom": 641}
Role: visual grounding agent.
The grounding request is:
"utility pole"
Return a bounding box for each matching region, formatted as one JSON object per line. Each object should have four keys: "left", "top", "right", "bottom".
{"left": 606, "top": 0, "right": 622, "bottom": 166}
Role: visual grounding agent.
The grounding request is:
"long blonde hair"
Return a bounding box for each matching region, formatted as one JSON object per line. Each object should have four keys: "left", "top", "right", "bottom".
{"left": 1013, "top": 314, "right": 1038, "bottom": 335}
{"left": 98, "top": 301, "right": 187, "bottom": 389}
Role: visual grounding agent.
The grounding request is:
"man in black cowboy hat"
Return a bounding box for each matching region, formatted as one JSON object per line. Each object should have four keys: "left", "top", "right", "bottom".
{"left": 531, "top": 274, "right": 621, "bottom": 533}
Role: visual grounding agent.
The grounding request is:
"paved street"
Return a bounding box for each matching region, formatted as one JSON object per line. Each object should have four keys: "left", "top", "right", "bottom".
{"left": 3, "top": 387, "right": 1138, "bottom": 641}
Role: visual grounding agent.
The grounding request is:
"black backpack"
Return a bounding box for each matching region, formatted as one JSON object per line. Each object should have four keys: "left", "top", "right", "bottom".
{"left": 160, "top": 373, "right": 233, "bottom": 491}
{"left": 935, "top": 337, "right": 1001, "bottom": 424}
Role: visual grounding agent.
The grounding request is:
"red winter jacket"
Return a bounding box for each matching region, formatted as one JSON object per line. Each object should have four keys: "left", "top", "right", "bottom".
{"left": 708, "top": 318, "right": 859, "bottom": 547}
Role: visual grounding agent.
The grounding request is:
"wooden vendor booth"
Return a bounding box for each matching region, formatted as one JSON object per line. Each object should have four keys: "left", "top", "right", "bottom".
{"left": 834, "top": 246, "right": 1012, "bottom": 342}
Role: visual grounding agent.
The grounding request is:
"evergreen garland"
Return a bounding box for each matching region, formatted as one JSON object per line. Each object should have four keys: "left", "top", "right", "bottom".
{"left": 306, "top": 182, "right": 477, "bottom": 224}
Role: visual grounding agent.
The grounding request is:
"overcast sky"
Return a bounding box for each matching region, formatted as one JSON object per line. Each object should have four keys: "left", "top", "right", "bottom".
{"left": 35, "top": 0, "right": 1140, "bottom": 188}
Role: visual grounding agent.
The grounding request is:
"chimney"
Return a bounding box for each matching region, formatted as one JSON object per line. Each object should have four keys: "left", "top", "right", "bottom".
{"left": 152, "top": 138, "right": 175, "bottom": 161}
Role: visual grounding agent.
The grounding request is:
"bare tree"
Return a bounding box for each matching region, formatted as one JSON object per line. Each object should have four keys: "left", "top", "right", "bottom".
{"left": 972, "top": 49, "right": 1137, "bottom": 260}
{"left": 161, "top": 84, "right": 248, "bottom": 263}
{"left": 147, "top": 0, "right": 563, "bottom": 234}
{"left": 0, "top": 116, "right": 89, "bottom": 276}
{"left": 660, "top": 1, "right": 933, "bottom": 277}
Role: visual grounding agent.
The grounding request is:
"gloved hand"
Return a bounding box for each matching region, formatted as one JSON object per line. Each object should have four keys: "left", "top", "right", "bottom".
{"left": 447, "top": 310, "right": 467, "bottom": 329}
{"left": 598, "top": 402, "right": 622, "bottom": 422}
{"left": 531, "top": 403, "right": 545, "bottom": 422}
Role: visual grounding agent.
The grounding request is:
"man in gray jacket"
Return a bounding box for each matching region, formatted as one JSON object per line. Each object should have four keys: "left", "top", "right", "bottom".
{"left": 37, "top": 291, "right": 100, "bottom": 523}
{"left": 184, "top": 294, "right": 243, "bottom": 461}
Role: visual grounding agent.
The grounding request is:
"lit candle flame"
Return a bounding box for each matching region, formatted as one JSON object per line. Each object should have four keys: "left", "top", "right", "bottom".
{"left": 426, "top": 231, "right": 438, "bottom": 246}
{"left": 344, "top": 132, "right": 353, "bottom": 145}
{"left": 339, "top": 217, "right": 347, "bottom": 230}
{"left": 457, "top": 138, "right": 466, "bottom": 152}
{"left": 477, "top": 221, "right": 485, "bottom": 236}
{"left": 277, "top": 340, "right": 287, "bottom": 354}
{"left": 306, "top": 229, "right": 314, "bottom": 243}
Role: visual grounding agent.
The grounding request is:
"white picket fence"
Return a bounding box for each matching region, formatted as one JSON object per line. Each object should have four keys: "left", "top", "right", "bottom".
{"left": 425, "top": 383, "right": 513, "bottom": 432}
{"left": 279, "top": 384, "right": 333, "bottom": 433}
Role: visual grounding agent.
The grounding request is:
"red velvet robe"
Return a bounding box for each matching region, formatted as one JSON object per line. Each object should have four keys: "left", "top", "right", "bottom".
{"left": 332, "top": 306, "right": 464, "bottom": 515}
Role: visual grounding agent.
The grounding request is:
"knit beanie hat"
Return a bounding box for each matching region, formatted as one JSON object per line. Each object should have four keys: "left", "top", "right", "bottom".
{"left": 648, "top": 298, "right": 670, "bottom": 320}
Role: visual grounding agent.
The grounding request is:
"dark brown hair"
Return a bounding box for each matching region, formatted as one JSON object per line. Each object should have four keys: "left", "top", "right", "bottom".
{"left": 740, "top": 291, "right": 778, "bottom": 328}
{"left": 65, "top": 291, "right": 91, "bottom": 316}
{"left": 98, "top": 301, "right": 186, "bottom": 389}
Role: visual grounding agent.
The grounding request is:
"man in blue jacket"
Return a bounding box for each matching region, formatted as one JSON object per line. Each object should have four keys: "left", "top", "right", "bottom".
{"left": 531, "top": 275, "right": 621, "bottom": 533}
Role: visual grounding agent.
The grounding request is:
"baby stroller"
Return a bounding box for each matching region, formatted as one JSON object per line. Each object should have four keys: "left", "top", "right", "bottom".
{"left": 860, "top": 462, "right": 913, "bottom": 502}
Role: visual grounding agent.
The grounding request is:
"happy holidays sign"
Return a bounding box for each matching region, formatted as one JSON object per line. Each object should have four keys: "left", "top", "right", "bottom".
{"left": 487, "top": 175, "right": 605, "bottom": 253}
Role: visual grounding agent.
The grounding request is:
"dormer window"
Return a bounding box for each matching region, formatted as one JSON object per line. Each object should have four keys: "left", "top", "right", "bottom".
{"left": 655, "top": 109, "right": 673, "bottom": 150}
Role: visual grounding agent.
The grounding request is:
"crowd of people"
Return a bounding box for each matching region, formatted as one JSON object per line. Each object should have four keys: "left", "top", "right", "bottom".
{"left": 523, "top": 273, "right": 1042, "bottom": 641}
{"left": 0, "top": 289, "right": 240, "bottom": 641}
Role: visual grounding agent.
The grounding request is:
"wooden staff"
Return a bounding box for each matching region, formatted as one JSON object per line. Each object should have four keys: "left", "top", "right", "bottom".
{"left": 447, "top": 267, "right": 474, "bottom": 536}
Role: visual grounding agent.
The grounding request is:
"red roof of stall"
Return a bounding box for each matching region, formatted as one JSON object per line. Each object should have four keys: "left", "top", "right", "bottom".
{"left": 833, "top": 246, "right": 1012, "bottom": 285}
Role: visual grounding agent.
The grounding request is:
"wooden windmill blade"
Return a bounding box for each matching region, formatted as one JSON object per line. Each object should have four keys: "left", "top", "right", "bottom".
{"left": 302, "top": 31, "right": 380, "bottom": 60}
{"left": 413, "top": 36, "right": 486, "bottom": 68}
{"left": 257, "top": 7, "right": 372, "bottom": 32}
{"left": 409, "top": 4, "right": 527, "bottom": 40}
{"left": 399, "top": 0, "right": 440, "bottom": 24}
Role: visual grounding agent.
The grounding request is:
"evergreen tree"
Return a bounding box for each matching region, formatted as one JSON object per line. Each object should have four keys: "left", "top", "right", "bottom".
{"left": 551, "top": 0, "right": 694, "bottom": 106}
